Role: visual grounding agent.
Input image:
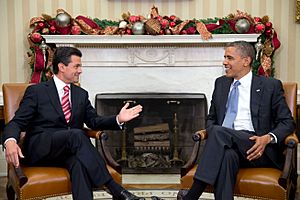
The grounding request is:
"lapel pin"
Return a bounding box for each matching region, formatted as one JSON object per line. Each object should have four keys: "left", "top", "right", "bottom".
{"left": 256, "top": 89, "right": 261, "bottom": 92}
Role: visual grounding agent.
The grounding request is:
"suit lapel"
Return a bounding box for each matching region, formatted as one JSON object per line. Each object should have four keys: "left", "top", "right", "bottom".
{"left": 45, "top": 79, "right": 65, "bottom": 120}
{"left": 69, "top": 84, "right": 79, "bottom": 123}
{"left": 220, "top": 77, "right": 233, "bottom": 122}
{"left": 250, "top": 75, "right": 263, "bottom": 131}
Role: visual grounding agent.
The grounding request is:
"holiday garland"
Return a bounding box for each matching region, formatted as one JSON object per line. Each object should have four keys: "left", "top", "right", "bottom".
{"left": 28, "top": 6, "right": 280, "bottom": 83}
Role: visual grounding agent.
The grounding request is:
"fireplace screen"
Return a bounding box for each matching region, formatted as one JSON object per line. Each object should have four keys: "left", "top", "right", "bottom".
{"left": 95, "top": 93, "right": 207, "bottom": 173}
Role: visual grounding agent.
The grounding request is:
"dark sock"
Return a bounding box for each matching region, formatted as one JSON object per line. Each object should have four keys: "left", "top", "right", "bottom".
{"left": 105, "top": 179, "right": 124, "bottom": 199}
{"left": 183, "top": 179, "right": 207, "bottom": 200}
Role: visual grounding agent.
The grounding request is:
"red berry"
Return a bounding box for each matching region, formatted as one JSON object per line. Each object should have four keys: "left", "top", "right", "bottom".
{"left": 169, "top": 15, "right": 176, "bottom": 21}
{"left": 169, "top": 21, "right": 176, "bottom": 27}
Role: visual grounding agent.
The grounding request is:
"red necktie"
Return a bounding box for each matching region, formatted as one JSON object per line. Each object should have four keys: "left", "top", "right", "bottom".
{"left": 62, "top": 85, "right": 71, "bottom": 123}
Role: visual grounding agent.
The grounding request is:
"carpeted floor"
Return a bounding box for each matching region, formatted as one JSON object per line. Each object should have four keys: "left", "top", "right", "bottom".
{"left": 1, "top": 176, "right": 300, "bottom": 200}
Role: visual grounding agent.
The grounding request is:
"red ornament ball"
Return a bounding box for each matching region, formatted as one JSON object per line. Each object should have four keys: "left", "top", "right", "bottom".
{"left": 265, "top": 22, "right": 272, "bottom": 30}
{"left": 37, "top": 22, "right": 45, "bottom": 29}
{"left": 129, "top": 15, "right": 137, "bottom": 23}
{"left": 169, "top": 15, "right": 176, "bottom": 21}
{"left": 71, "top": 26, "right": 81, "bottom": 35}
{"left": 156, "top": 16, "right": 162, "bottom": 21}
{"left": 161, "top": 19, "right": 169, "bottom": 28}
{"left": 186, "top": 26, "right": 196, "bottom": 34}
{"left": 169, "top": 21, "right": 176, "bottom": 27}
{"left": 31, "top": 32, "right": 42, "bottom": 43}
{"left": 255, "top": 23, "right": 265, "bottom": 34}
{"left": 126, "top": 29, "right": 132, "bottom": 35}
{"left": 49, "top": 26, "right": 56, "bottom": 33}
{"left": 254, "top": 17, "right": 261, "bottom": 23}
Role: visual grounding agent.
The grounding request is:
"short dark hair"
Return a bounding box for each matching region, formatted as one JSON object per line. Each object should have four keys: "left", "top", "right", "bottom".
{"left": 226, "top": 41, "right": 255, "bottom": 66}
{"left": 52, "top": 47, "right": 82, "bottom": 74}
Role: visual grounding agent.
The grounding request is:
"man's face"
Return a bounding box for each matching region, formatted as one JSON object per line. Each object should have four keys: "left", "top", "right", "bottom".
{"left": 59, "top": 55, "right": 82, "bottom": 84}
{"left": 223, "top": 47, "right": 251, "bottom": 80}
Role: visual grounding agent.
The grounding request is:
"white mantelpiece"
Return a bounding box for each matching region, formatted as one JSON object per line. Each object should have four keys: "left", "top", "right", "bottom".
{"left": 43, "top": 34, "right": 259, "bottom": 107}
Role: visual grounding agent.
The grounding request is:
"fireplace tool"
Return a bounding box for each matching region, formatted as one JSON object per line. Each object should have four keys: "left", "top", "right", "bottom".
{"left": 167, "top": 100, "right": 184, "bottom": 165}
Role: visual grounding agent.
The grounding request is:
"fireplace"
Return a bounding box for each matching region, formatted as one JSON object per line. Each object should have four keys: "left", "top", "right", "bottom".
{"left": 95, "top": 93, "right": 207, "bottom": 173}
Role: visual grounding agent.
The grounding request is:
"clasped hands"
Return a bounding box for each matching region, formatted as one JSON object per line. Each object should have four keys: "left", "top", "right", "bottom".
{"left": 246, "top": 134, "right": 273, "bottom": 161}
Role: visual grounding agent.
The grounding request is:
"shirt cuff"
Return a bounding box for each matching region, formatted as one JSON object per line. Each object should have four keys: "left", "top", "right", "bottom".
{"left": 268, "top": 132, "right": 277, "bottom": 144}
{"left": 116, "top": 115, "right": 124, "bottom": 129}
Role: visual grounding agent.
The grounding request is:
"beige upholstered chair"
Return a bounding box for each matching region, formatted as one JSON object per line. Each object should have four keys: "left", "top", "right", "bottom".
{"left": 3, "top": 83, "right": 121, "bottom": 200}
{"left": 180, "top": 82, "right": 299, "bottom": 200}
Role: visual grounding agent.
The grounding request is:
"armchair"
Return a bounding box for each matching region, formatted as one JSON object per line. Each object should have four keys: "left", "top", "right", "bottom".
{"left": 180, "top": 82, "right": 299, "bottom": 200}
{"left": 2, "top": 83, "right": 121, "bottom": 200}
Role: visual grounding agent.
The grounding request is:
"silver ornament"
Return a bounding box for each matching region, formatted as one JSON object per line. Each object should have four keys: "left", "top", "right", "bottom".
{"left": 255, "top": 38, "right": 264, "bottom": 60}
{"left": 56, "top": 13, "right": 71, "bottom": 27}
{"left": 235, "top": 18, "right": 250, "bottom": 33}
{"left": 132, "top": 22, "right": 145, "bottom": 35}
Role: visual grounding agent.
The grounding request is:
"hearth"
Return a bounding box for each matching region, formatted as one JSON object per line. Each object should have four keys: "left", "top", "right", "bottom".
{"left": 95, "top": 93, "right": 207, "bottom": 173}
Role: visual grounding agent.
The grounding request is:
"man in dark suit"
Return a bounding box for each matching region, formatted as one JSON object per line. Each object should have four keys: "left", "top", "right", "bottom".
{"left": 177, "top": 41, "right": 295, "bottom": 200}
{"left": 2, "top": 47, "right": 147, "bottom": 200}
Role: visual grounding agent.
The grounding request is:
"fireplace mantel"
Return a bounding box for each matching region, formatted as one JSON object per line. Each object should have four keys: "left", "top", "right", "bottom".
{"left": 43, "top": 34, "right": 259, "bottom": 45}
{"left": 43, "top": 34, "right": 259, "bottom": 107}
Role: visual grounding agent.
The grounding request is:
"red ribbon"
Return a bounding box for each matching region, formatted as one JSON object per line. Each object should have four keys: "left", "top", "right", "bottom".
{"left": 30, "top": 47, "right": 45, "bottom": 83}
{"left": 272, "top": 31, "right": 281, "bottom": 50}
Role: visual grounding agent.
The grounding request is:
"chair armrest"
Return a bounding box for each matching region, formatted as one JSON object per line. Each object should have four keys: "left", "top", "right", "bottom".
{"left": 83, "top": 128, "right": 102, "bottom": 139}
{"left": 181, "top": 129, "right": 207, "bottom": 176}
{"left": 181, "top": 139, "right": 200, "bottom": 176}
{"left": 192, "top": 129, "right": 208, "bottom": 141}
{"left": 284, "top": 133, "right": 299, "bottom": 145}
{"left": 14, "top": 166, "right": 28, "bottom": 187}
{"left": 278, "top": 132, "right": 298, "bottom": 188}
{"left": 98, "top": 132, "right": 122, "bottom": 173}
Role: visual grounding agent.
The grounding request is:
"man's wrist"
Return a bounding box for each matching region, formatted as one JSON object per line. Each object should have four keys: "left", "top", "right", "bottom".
{"left": 267, "top": 133, "right": 276, "bottom": 144}
{"left": 4, "top": 138, "right": 17, "bottom": 149}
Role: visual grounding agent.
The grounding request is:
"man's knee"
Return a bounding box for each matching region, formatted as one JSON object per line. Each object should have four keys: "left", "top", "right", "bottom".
{"left": 68, "top": 129, "right": 90, "bottom": 148}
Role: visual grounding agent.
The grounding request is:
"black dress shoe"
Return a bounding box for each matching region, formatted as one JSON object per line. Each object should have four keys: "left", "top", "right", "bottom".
{"left": 119, "top": 190, "right": 146, "bottom": 200}
{"left": 177, "top": 189, "right": 189, "bottom": 200}
{"left": 151, "top": 196, "right": 164, "bottom": 200}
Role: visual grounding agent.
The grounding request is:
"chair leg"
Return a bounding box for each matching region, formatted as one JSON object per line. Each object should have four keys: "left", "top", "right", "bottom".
{"left": 288, "top": 169, "right": 298, "bottom": 200}
{"left": 6, "top": 183, "right": 16, "bottom": 200}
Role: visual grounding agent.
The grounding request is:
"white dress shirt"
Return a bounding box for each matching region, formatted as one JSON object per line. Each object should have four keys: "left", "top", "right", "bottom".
{"left": 231, "top": 71, "right": 277, "bottom": 143}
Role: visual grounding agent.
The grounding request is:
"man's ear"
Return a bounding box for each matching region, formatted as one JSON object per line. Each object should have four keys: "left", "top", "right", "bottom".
{"left": 58, "top": 63, "right": 65, "bottom": 72}
{"left": 243, "top": 56, "right": 252, "bottom": 67}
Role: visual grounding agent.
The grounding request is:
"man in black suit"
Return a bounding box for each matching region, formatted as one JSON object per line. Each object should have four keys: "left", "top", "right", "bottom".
{"left": 177, "top": 41, "right": 295, "bottom": 200}
{"left": 3, "top": 47, "right": 147, "bottom": 200}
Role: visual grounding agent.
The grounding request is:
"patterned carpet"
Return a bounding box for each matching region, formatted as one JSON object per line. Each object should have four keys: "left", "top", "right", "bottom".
{"left": 45, "top": 190, "right": 253, "bottom": 200}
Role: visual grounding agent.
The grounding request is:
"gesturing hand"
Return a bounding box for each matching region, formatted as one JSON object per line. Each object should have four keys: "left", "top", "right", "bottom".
{"left": 117, "top": 102, "right": 143, "bottom": 124}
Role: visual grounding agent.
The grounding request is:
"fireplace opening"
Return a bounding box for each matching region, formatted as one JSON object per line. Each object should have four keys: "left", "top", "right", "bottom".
{"left": 95, "top": 93, "right": 207, "bottom": 174}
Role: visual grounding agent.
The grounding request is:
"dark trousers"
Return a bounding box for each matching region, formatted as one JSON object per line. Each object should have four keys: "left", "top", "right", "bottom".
{"left": 195, "top": 125, "right": 275, "bottom": 200}
{"left": 26, "top": 129, "right": 112, "bottom": 200}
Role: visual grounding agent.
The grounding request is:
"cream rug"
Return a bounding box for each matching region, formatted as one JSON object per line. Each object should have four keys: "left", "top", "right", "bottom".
{"left": 45, "top": 190, "right": 255, "bottom": 200}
